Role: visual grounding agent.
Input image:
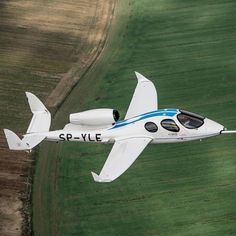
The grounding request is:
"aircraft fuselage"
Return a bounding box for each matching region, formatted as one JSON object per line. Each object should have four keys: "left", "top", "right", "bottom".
{"left": 45, "top": 109, "right": 225, "bottom": 144}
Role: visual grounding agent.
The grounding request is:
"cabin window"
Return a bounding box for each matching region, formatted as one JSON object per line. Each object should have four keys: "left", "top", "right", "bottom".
{"left": 177, "top": 110, "right": 204, "bottom": 129}
{"left": 145, "top": 122, "right": 158, "bottom": 133}
{"left": 161, "top": 119, "right": 180, "bottom": 132}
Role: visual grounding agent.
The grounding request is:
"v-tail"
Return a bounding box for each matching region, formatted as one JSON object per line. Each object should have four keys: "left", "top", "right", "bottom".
{"left": 4, "top": 92, "right": 51, "bottom": 151}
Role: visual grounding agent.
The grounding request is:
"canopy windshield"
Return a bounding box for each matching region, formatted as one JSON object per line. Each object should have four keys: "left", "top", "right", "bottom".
{"left": 177, "top": 110, "right": 204, "bottom": 129}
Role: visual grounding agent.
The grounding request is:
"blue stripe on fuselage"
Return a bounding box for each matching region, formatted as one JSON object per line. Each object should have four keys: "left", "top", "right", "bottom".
{"left": 110, "top": 109, "right": 178, "bottom": 130}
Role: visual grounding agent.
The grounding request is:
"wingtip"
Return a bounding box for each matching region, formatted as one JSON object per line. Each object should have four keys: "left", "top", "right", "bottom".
{"left": 3, "top": 128, "right": 9, "bottom": 133}
{"left": 25, "top": 92, "right": 35, "bottom": 103}
{"left": 134, "top": 71, "right": 150, "bottom": 82}
{"left": 91, "top": 172, "right": 101, "bottom": 182}
{"left": 134, "top": 71, "right": 140, "bottom": 78}
{"left": 91, "top": 172, "right": 112, "bottom": 183}
{"left": 25, "top": 91, "right": 32, "bottom": 98}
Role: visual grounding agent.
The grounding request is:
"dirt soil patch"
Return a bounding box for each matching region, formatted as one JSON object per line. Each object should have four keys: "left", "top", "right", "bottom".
{"left": 0, "top": 0, "right": 116, "bottom": 235}
{"left": 0, "top": 133, "right": 32, "bottom": 236}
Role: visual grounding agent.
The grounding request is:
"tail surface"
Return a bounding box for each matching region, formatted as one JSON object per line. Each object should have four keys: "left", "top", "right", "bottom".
{"left": 25, "top": 92, "right": 51, "bottom": 133}
{"left": 4, "top": 92, "right": 51, "bottom": 150}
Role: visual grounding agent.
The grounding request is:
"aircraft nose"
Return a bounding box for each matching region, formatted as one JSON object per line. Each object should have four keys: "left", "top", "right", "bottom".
{"left": 204, "top": 118, "right": 224, "bottom": 135}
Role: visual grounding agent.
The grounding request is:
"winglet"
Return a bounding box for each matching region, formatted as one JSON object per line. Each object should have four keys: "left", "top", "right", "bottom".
{"left": 91, "top": 172, "right": 112, "bottom": 183}
{"left": 91, "top": 172, "right": 101, "bottom": 182}
{"left": 134, "top": 71, "right": 150, "bottom": 82}
{"left": 4, "top": 92, "right": 51, "bottom": 151}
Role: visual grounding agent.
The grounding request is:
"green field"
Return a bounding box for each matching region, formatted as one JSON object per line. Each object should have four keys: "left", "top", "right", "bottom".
{"left": 33, "top": 0, "right": 236, "bottom": 235}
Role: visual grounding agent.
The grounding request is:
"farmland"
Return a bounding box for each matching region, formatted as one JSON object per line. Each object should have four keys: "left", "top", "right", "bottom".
{"left": 0, "top": 1, "right": 115, "bottom": 235}
{"left": 33, "top": 0, "right": 236, "bottom": 235}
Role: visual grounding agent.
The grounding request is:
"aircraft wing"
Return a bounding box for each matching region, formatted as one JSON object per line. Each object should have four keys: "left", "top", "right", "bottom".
{"left": 91, "top": 137, "right": 152, "bottom": 182}
{"left": 125, "top": 72, "right": 158, "bottom": 119}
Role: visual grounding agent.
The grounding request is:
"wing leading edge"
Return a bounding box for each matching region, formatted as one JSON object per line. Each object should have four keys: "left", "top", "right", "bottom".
{"left": 91, "top": 137, "right": 152, "bottom": 182}
{"left": 125, "top": 72, "right": 158, "bottom": 119}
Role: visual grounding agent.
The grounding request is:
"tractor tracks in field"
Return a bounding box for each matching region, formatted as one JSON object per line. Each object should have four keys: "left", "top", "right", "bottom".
{"left": 46, "top": 0, "right": 117, "bottom": 109}
{"left": 0, "top": 1, "right": 117, "bottom": 235}
{"left": 32, "top": 1, "right": 117, "bottom": 235}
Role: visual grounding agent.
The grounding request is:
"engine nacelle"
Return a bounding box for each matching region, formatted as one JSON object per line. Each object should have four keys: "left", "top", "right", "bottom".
{"left": 69, "top": 109, "right": 120, "bottom": 126}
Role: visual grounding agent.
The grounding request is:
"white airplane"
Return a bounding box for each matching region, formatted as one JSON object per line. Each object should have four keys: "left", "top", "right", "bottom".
{"left": 4, "top": 72, "right": 236, "bottom": 182}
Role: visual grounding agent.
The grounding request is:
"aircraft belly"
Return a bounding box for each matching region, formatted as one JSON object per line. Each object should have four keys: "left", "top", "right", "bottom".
{"left": 152, "top": 133, "right": 220, "bottom": 144}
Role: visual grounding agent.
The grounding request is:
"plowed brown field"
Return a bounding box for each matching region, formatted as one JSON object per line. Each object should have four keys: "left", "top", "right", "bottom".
{"left": 0, "top": 1, "right": 116, "bottom": 235}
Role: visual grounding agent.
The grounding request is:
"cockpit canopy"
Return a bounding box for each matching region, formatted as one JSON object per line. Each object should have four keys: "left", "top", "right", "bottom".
{"left": 177, "top": 110, "right": 204, "bottom": 129}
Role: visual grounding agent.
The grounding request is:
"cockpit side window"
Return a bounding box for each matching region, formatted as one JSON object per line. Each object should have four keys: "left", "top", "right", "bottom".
{"left": 145, "top": 122, "right": 158, "bottom": 133}
{"left": 161, "top": 119, "right": 180, "bottom": 132}
{"left": 177, "top": 110, "right": 204, "bottom": 129}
